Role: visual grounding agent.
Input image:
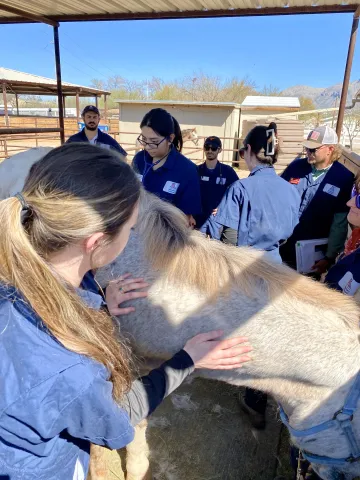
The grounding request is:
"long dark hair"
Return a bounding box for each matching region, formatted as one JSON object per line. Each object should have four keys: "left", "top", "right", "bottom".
{"left": 244, "top": 122, "right": 279, "bottom": 165}
{"left": 140, "top": 108, "right": 183, "bottom": 152}
{"left": 0, "top": 143, "right": 140, "bottom": 400}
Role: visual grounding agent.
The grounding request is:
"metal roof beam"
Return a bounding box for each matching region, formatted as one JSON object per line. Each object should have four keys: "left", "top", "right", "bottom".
{"left": 0, "top": 3, "right": 59, "bottom": 26}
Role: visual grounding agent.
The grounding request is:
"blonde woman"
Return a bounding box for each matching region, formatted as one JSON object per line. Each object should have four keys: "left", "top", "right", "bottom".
{"left": 0, "top": 144, "right": 251, "bottom": 480}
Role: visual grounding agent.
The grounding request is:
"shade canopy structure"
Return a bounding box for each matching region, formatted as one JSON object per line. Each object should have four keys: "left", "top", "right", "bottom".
{"left": 0, "top": 67, "right": 109, "bottom": 97}
{"left": 0, "top": 1, "right": 359, "bottom": 147}
{"left": 0, "top": 1, "right": 357, "bottom": 23}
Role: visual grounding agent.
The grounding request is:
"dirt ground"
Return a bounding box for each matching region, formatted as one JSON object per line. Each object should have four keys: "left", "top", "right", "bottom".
{"left": 92, "top": 379, "right": 292, "bottom": 480}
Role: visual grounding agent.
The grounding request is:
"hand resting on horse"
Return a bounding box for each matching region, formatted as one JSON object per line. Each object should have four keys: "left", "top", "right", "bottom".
{"left": 106, "top": 274, "right": 252, "bottom": 370}
{"left": 106, "top": 272, "right": 149, "bottom": 315}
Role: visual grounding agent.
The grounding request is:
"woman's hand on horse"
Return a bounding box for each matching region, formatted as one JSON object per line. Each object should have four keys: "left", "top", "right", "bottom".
{"left": 183, "top": 330, "right": 252, "bottom": 370}
{"left": 106, "top": 273, "right": 149, "bottom": 316}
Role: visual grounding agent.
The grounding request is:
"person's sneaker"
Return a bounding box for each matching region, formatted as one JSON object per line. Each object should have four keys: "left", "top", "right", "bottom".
{"left": 238, "top": 394, "right": 266, "bottom": 430}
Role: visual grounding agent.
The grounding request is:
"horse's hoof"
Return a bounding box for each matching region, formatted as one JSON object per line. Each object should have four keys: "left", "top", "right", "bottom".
{"left": 126, "top": 470, "right": 153, "bottom": 480}
{"left": 126, "top": 466, "right": 153, "bottom": 480}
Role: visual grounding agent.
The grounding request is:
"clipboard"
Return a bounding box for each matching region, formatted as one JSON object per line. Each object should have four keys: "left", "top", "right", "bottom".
{"left": 295, "top": 238, "right": 328, "bottom": 274}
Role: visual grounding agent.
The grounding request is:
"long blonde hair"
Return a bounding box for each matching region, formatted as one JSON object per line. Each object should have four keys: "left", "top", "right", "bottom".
{"left": 0, "top": 143, "right": 140, "bottom": 400}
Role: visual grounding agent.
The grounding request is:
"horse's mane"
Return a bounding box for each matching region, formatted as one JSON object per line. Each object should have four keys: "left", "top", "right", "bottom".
{"left": 138, "top": 192, "right": 360, "bottom": 330}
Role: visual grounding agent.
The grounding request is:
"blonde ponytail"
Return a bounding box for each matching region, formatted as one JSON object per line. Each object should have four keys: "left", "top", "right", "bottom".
{"left": 0, "top": 144, "right": 141, "bottom": 400}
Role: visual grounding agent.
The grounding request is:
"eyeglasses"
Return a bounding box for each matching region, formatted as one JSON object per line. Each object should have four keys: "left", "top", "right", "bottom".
{"left": 204, "top": 145, "right": 219, "bottom": 152}
{"left": 351, "top": 185, "right": 360, "bottom": 208}
{"left": 137, "top": 135, "right": 166, "bottom": 149}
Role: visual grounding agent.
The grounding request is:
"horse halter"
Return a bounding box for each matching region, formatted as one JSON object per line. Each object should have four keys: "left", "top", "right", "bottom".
{"left": 279, "top": 371, "right": 360, "bottom": 466}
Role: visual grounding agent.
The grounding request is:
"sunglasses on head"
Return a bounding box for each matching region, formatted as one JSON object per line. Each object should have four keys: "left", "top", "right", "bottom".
{"left": 351, "top": 185, "right": 360, "bottom": 208}
{"left": 204, "top": 145, "right": 219, "bottom": 152}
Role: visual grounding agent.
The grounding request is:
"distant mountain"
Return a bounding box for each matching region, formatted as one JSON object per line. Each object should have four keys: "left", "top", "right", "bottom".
{"left": 281, "top": 80, "right": 360, "bottom": 109}
{"left": 281, "top": 85, "right": 324, "bottom": 102}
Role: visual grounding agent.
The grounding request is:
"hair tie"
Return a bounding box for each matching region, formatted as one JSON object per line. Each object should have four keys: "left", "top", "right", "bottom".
{"left": 266, "top": 129, "right": 276, "bottom": 156}
{"left": 14, "top": 192, "right": 29, "bottom": 210}
{"left": 14, "top": 193, "right": 32, "bottom": 224}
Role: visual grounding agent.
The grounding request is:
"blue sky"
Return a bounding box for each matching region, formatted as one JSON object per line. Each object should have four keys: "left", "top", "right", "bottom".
{"left": 1, "top": 13, "right": 359, "bottom": 91}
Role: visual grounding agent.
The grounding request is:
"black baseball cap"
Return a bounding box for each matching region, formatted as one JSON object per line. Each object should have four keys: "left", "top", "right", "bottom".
{"left": 204, "top": 136, "right": 222, "bottom": 149}
{"left": 82, "top": 105, "right": 100, "bottom": 116}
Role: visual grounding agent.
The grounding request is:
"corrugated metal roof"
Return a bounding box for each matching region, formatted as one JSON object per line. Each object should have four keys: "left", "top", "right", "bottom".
{"left": 241, "top": 95, "right": 300, "bottom": 107}
{"left": 0, "top": 67, "right": 109, "bottom": 96}
{"left": 0, "top": 1, "right": 357, "bottom": 24}
{"left": 115, "top": 100, "right": 241, "bottom": 108}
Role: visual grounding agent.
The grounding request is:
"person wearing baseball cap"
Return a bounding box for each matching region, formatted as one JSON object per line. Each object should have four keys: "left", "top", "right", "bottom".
{"left": 280, "top": 125, "right": 354, "bottom": 274}
{"left": 67, "top": 105, "right": 127, "bottom": 157}
{"left": 194, "top": 136, "right": 238, "bottom": 234}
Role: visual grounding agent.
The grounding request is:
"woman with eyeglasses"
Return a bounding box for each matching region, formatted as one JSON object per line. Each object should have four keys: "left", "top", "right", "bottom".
{"left": 324, "top": 175, "right": 360, "bottom": 299}
{"left": 132, "top": 108, "right": 201, "bottom": 228}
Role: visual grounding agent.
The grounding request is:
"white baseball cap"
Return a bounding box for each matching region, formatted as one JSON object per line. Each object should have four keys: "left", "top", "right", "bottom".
{"left": 303, "top": 125, "right": 338, "bottom": 149}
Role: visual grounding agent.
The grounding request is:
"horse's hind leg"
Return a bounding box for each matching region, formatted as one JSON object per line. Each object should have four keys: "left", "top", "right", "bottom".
{"left": 126, "top": 419, "right": 152, "bottom": 480}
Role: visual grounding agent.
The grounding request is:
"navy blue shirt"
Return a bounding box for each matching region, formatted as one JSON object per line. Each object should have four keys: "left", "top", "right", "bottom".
{"left": 200, "top": 165, "right": 300, "bottom": 251}
{"left": 195, "top": 161, "right": 238, "bottom": 228}
{"left": 325, "top": 249, "right": 360, "bottom": 296}
{"left": 67, "top": 128, "right": 127, "bottom": 157}
{"left": 280, "top": 158, "right": 354, "bottom": 267}
{"left": 132, "top": 148, "right": 202, "bottom": 216}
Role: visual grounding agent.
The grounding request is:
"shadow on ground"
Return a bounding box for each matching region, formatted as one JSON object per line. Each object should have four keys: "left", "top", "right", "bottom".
{"left": 98, "top": 378, "right": 288, "bottom": 480}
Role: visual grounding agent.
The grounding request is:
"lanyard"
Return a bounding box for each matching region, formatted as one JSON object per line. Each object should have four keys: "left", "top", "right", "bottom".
{"left": 142, "top": 150, "right": 169, "bottom": 184}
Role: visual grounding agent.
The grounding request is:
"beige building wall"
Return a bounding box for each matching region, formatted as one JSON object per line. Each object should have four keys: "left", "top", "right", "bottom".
{"left": 117, "top": 102, "right": 240, "bottom": 164}
{"left": 117, "top": 101, "right": 300, "bottom": 166}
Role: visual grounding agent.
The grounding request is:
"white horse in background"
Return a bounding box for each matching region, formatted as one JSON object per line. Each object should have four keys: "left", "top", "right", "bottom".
{"left": 1, "top": 149, "right": 360, "bottom": 480}
{"left": 0, "top": 147, "right": 53, "bottom": 198}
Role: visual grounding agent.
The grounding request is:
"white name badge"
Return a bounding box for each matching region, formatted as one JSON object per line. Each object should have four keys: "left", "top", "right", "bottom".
{"left": 201, "top": 176, "right": 210, "bottom": 182}
{"left": 97, "top": 142, "right": 111, "bottom": 150}
{"left": 136, "top": 174, "right": 143, "bottom": 181}
{"left": 323, "top": 183, "right": 340, "bottom": 197}
{"left": 163, "top": 181, "right": 180, "bottom": 194}
{"left": 216, "top": 177, "right": 226, "bottom": 185}
{"left": 338, "top": 271, "right": 360, "bottom": 296}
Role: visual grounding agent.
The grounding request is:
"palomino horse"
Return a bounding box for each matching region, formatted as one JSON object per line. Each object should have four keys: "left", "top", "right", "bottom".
{"left": 135, "top": 127, "right": 199, "bottom": 153}
{"left": 95, "top": 193, "right": 360, "bottom": 480}
{"left": 1, "top": 149, "right": 360, "bottom": 480}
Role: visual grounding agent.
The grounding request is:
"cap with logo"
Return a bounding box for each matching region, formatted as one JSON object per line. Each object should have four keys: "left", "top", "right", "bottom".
{"left": 82, "top": 105, "right": 100, "bottom": 116}
{"left": 302, "top": 125, "right": 338, "bottom": 149}
{"left": 204, "top": 136, "right": 222, "bottom": 149}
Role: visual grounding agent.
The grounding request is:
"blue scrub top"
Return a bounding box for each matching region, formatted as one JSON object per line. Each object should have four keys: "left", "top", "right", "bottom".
{"left": 67, "top": 128, "right": 128, "bottom": 156}
{"left": 195, "top": 161, "right": 238, "bottom": 228}
{"left": 201, "top": 165, "right": 300, "bottom": 251}
{"left": 0, "top": 275, "right": 134, "bottom": 480}
{"left": 132, "top": 148, "right": 202, "bottom": 216}
{"left": 280, "top": 158, "right": 354, "bottom": 266}
{"left": 325, "top": 249, "right": 360, "bottom": 296}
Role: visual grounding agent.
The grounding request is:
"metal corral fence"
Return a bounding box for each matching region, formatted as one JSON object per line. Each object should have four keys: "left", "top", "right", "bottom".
{"left": 0, "top": 116, "right": 306, "bottom": 172}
